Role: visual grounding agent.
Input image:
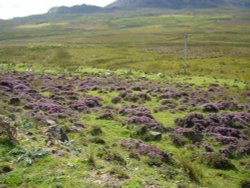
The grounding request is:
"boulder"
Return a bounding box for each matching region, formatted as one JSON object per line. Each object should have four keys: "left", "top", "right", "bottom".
{"left": 148, "top": 131, "right": 162, "bottom": 141}
{"left": 45, "top": 126, "right": 69, "bottom": 142}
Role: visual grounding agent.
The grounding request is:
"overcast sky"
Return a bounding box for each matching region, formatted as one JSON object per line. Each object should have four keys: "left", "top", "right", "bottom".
{"left": 0, "top": 0, "right": 115, "bottom": 19}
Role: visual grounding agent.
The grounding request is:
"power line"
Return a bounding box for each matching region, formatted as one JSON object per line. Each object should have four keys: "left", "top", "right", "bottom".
{"left": 183, "top": 33, "right": 188, "bottom": 74}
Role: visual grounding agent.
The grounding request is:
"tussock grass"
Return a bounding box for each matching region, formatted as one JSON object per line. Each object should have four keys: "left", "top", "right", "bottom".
{"left": 177, "top": 156, "right": 204, "bottom": 184}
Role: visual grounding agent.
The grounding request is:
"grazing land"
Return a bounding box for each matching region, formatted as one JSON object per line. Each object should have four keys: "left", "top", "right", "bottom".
{"left": 0, "top": 7, "right": 250, "bottom": 188}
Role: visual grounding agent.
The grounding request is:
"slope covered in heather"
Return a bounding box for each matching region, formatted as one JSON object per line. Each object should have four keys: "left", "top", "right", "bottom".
{"left": 0, "top": 68, "right": 249, "bottom": 187}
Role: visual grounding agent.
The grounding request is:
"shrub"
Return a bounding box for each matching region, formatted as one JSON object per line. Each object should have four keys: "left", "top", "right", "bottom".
{"left": 201, "top": 103, "right": 219, "bottom": 113}
{"left": 89, "top": 125, "right": 103, "bottom": 136}
{"left": 89, "top": 137, "right": 106, "bottom": 144}
{"left": 0, "top": 164, "right": 12, "bottom": 174}
{"left": 86, "top": 153, "right": 96, "bottom": 168}
{"left": 145, "top": 156, "right": 164, "bottom": 167}
{"left": 109, "top": 168, "right": 129, "bottom": 180}
{"left": 53, "top": 48, "right": 72, "bottom": 71}
{"left": 202, "top": 152, "right": 235, "bottom": 170}
{"left": 169, "top": 133, "right": 187, "bottom": 147}
{"left": 120, "top": 139, "right": 172, "bottom": 164}
{"left": 97, "top": 147, "right": 127, "bottom": 166}
{"left": 241, "top": 179, "right": 250, "bottom": 188}
{"left": 111, "top": 96, "right": 122, "bottom": 104}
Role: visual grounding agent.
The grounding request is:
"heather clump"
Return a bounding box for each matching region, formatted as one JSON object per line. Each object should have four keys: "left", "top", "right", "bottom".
{"left": 120, "top": 139, "right": 172, "bottom": 165}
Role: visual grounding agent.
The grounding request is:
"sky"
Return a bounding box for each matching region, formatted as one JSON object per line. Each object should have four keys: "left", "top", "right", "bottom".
{"left": 0, "top": 0, "right": 115, "bottom": 19}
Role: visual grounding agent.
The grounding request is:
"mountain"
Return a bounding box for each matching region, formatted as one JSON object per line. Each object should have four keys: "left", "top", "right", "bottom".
{"left": 47, "top": 0, "right": 250, "bottom": 16}
{"left": 106, "top": 0, "right": 250, "bottom": 9}
{"left": 48, "top": 4, "right": 102, "bottom": 14}
{"left": 225, "top": 0, "right": 250, "bottom": 8}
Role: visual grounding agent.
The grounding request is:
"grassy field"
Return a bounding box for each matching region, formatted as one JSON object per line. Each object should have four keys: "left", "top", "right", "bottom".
{"left": 0, "top": 8, "right": 250, "bottom": 81}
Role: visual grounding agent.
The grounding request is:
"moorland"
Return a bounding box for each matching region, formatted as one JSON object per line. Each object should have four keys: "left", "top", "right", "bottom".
{"left": 0, "top": 3, "right": 250, "bottom": 188}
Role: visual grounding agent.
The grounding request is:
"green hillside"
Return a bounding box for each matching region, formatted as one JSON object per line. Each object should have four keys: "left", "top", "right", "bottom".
{"left": 0, "top": 9, "right": 250, "bottom": 81}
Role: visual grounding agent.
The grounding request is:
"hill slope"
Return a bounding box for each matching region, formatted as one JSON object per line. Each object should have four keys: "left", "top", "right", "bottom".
{"left": 106, "top": 0, "right": 250, "bottom": 9}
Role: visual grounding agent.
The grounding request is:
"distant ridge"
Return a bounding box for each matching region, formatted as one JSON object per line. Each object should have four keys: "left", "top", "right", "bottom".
{"left": 106, "top": 0, "right": 250, "bottom": 9}
{"left": 47, "top": 0, "right": 250, "bottom": 16}
{"left": 48, "top": 4, "right": 102, "bottom": 14}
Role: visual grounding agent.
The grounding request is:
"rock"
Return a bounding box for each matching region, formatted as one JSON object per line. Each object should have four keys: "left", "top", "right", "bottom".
{"left": 45, "top": 126, "right": 69, "bottom": 142}
{"left": 0, "top": 184, "right": 7, "bottom": 188}
{"left": 46, "top": 120, "right": 56, "bottom": 126}
{"left": 74, "top": 122, "right": 85, "bottom": 128}
{"left": 176, "top": 182, "right": 186, "bottom": 188}
{"left": 0, "top": 115, "right": 17, "bottom": 140}
{"left": 148, "top": 131, "right": 162, "bottom": 141}
{"left": 64, "top": 124, "right": 84, "bottom": 133}
{"left": 26, "top": 131, "right": 33, "bottom": 136}
{"left": 133, "top": 126, "right": 162, "bottom": 141}
{"left": 51, "top": 149, "right": 68, "bottom": 157}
